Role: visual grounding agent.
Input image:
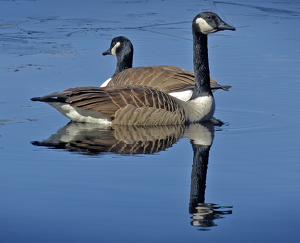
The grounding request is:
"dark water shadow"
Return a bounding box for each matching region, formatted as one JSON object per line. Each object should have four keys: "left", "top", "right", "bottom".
{"left": 31, "top": 122, "right": 233, "bottom": 230}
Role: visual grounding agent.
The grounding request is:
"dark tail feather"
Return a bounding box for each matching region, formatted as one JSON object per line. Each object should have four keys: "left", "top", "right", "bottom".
{"left": 221, "top": 85, "right": 232, "bottom": 91}
{"left": 30, "top": 91, "right": 67, "bottom": 103}
{"left": 31, "top": 97, "right": 43, "bottom": 102}
{"left": 30, "top": 96, "right": 62, "bottom": 102}
{"left": 210, "top": 82, "right": 231, "bottom": 92}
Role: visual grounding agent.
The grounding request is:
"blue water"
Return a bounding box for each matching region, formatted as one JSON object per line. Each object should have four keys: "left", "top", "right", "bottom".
{"left": 1, "top": 0, "right": 300, "bottom": 242}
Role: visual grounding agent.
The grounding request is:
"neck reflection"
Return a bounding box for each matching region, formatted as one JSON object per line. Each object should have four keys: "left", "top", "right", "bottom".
{"left": 188, "top": 136, "right": 233, "bottom": 230}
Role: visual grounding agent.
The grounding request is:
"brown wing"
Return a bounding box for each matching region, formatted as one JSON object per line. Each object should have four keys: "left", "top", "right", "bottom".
{"left": 108, "top": 65, "right": 195, "bottom": 93}
{"left": 64, "top": 86, "right": 186, "bottom": 125}
{"left": 107, "top": 65, "right": 230, "bottom": 92}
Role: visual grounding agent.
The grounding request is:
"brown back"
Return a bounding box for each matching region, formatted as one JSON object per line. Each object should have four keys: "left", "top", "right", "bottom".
{"left": 107, "top": 65, "right": 196, "bottom": 93}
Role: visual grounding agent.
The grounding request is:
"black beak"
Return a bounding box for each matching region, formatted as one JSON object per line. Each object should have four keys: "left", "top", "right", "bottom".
{"left": 218, "top": 21, "right": 236, "bottom": 31}
{"left": 102, "top": 49, "right": 112, "bottom": 56}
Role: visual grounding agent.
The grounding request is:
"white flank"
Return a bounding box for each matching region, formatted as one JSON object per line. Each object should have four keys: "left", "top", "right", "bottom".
{"left": 49, "top": 102, "right": 111, "bottom": 125}
{"left": 169, "top": 90, "right": 193, "bottom": 102}
{"left": 196, "top": 18, "right": 215, "bottom": 35}
{"left": 100, "top": 77, "right": 111, "bottom": 87}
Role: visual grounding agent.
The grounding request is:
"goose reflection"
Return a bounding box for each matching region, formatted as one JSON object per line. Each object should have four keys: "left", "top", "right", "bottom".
{"left": 31, "top": 122, "right": 232, "bottom": 229}
{"left": 32, "top": 123, "right": 184, "bottom": 155}
{"left": 186, "top": 124, "right": 233, "bottom": 230}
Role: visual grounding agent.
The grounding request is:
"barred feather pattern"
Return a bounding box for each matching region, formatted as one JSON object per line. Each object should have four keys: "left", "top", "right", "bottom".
{"left": 108, "top": 65, "right": 195, "bottom": 93}
{"left": 64, "top": 86, "right": 186, "bottom": 125}
{"left": 106, "top": 65, "right": 224, "bottom": 93}
{"left": 68, "top": 125, "right": 185, "bottom": 154}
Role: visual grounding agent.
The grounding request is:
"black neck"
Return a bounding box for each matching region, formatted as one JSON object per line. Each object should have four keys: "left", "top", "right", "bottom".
{"left": 191, "top": 30, "right": 212, "bottom": 99}
{"left": 112, "top": 50, "right": 133, "bottom": 77}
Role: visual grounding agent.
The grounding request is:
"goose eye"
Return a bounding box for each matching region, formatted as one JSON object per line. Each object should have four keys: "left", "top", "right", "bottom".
{"left": 207, "top": 15, "right": 212, "bottom": 20}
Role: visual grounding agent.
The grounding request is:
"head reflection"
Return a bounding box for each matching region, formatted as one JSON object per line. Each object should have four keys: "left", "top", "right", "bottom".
{"left": 31, "top": 121, "right": 232, "bottom": 230}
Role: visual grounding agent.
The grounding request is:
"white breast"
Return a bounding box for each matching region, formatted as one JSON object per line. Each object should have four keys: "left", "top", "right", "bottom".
{"left": 179, "top": 95, "right": 215, "bottom": 122}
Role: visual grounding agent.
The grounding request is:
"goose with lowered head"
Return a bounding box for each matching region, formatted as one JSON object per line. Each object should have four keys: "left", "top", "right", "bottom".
{"left": 101, "top": 36, "right": 231, "bottom": 101}
{"left": 31, "top": 12, "right": 235, "bottom": 126}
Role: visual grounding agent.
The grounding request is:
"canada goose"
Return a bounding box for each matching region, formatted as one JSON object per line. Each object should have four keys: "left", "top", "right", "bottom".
{"left": 31, "top": 12, "right": 235, "bottom": 126}
{"left": 101, "top": 36, "right": 231, "bottom": 101}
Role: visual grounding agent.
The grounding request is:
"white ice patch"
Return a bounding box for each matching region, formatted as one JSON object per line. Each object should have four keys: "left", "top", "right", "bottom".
{"left": 196, "top": 18, "right": 216, "bottom": 35}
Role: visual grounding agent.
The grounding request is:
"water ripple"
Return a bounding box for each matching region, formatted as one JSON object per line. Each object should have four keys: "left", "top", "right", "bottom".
{"left": 216, "top": 108, "right": 285, "bottom": 133}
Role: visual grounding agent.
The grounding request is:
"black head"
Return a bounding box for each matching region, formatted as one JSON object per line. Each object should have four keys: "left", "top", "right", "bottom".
{"left": 102, "top": 36, "right": 134, "bottom": 57}
{"left": 192, "top": 12, "right": 235, "bottom": 35}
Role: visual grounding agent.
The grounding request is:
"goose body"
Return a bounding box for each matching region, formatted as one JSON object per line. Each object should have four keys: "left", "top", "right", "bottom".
{"left": 31, "top": 86, "right": 214, "bottom": 125}
{"left": 101, "top": 36, "right": 231, "bottom": 101}
{"left": 102, "top": 64, "right": 198, "bottom": 101}
{"left": 31, "top": 12, "right": 235, "bottom": 126}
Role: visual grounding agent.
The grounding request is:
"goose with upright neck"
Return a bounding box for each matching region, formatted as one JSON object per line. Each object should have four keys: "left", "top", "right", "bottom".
{"left": 191, "top": 12, "right": 235, "bottom": 99}
{"left": 101, "top": 35, "right": 232, "bottom": 100}
{"left": 183, "top": 12, "right": 235, "bottom": 123}
{"left": 30, "top": 12, "right": 235, "bottom": 126}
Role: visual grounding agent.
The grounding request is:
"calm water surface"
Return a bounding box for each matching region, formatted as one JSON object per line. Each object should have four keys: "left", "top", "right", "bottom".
{"left": 1, "top": 0, "right": 300, "bottom": 242}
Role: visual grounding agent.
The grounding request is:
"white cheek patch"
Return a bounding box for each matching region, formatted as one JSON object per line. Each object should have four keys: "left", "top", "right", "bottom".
{"left": 110, "top": 42, "right": 121, "bottom": 56}
{"left": 196, "top": 18, "right": 215, "bottom": 35}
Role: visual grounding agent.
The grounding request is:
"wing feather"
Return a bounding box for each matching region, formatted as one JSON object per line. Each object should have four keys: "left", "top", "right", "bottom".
{"left": 107, "top": 65, "right": 230, "bottom": 92}
{"left": 108, "top": 65, "right": 195, "bottom": 93}
{"left": 54, "top": 86, "right": 185, "bottom": 125}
